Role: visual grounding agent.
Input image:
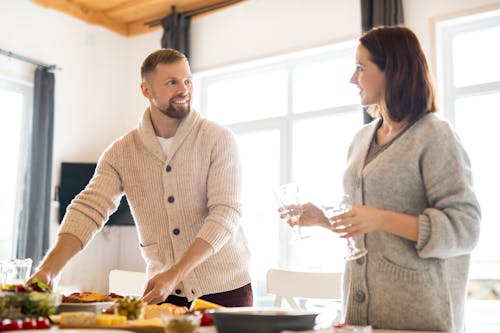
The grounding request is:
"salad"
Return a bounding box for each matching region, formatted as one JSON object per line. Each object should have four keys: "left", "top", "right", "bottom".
{"left": 0, "top": 279, "right": 60, "bottom": 319}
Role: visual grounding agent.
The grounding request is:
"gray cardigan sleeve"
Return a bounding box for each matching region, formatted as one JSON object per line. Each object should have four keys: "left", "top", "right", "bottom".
{"left": 416, "top": 120, "right": 481, "bottom": 258}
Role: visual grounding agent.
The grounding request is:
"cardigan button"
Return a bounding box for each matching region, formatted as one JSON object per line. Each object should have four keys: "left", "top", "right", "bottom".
{"left": 173, "top": 228, "right": 180, "bottom": 235}
{"left": 356, "top": 257, "right": 365, "bottom": 265}
{"left": 175, "top": 289, "right": 181, "bottom": 295}
{"left": 166, "top": 165, "right": 172, "bottom": 172}
{"left": 354, "top": 290, "right": 366, "bottom": 303}
{"left": 168, "top": 196, "right": 175, "bottom": 203}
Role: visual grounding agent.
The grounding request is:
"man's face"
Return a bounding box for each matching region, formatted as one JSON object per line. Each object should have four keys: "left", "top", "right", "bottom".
{"left": 141, "top": 60, "right": 193, "bottom": 119}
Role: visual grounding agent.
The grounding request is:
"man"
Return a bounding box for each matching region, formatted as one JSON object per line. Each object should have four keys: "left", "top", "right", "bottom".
{"left": 30, "top": 49, "right": 253, "bottom": 307}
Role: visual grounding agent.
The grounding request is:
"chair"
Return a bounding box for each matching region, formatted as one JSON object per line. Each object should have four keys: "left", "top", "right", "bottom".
{"left": 266, "top": 268, "right": 342, "bottom": 310}
{"left": 108, "top": 269, "right": 147, "bottom": 296}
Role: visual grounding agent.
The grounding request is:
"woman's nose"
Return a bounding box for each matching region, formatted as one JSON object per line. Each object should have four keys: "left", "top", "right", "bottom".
{"left": 350, "top": 71, "right": 358, "bottom": 84}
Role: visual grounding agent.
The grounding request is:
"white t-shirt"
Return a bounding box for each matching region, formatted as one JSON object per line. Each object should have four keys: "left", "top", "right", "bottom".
{"left": 157, "top": 136, "right": 174, "bottom": 155}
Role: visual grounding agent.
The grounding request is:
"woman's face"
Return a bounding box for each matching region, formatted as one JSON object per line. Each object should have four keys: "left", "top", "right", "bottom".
{"left": 350, "top": 44, "right": 386, "bottom": 107}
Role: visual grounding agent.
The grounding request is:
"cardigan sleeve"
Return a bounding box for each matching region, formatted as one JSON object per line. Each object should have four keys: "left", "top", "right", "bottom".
{"left": 196, "top": 127, "right": 242, "bottom": 253}
{"left": 415, "top": 121, "right": 481, "bottom": 258}
{"left": 58, "top": 151, "right": 124, "bottom": 247}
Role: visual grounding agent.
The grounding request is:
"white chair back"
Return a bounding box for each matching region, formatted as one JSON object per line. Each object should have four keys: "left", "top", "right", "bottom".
{"left": 266, "top": 268, "right": 342, "bottom": 310}
{"left": 108, "top": 269, "right": 146, "bottom": 296}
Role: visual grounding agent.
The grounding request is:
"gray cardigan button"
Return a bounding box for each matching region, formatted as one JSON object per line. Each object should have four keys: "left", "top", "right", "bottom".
{"left": 354, "top": 290, "right": 366, "bottom": 303}
{"left": 356, "top": 257, "right": 365, "bottom": 265}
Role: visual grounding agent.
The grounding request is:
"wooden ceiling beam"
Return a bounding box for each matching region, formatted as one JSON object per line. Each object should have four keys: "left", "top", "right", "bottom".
{"left": 32, "top": 0, "right": 130, "bottom": 36}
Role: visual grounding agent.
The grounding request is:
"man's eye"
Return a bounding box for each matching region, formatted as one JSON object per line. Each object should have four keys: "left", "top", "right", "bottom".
{"left": 185, "top": 79, "right": 192, "bottom": 86}
{"left": 166, "top": 80, "right": 176, "bottom": 86}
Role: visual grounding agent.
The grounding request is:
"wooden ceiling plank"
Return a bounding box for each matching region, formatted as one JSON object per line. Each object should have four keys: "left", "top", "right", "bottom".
{"left": 106, "top": 0, "right": 174, "bottom": 23}
{"left": 32, "top": 0, "right": 130, "bottom": 36}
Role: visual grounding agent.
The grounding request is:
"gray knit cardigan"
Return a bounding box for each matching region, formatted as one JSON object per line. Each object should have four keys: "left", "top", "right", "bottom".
{"left": 343, "top": 113, "right": 481, "bottom": 332}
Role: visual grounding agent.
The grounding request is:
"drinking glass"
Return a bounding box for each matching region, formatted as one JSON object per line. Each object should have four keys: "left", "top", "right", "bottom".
{"left": 322, "top": 195, "right": 367, "bottom": 261}
{"left": 274, "top": 183, "right": 308, "bottom": 239}
{"left": 0, "top": 258, "right": 32, "bottom": 288}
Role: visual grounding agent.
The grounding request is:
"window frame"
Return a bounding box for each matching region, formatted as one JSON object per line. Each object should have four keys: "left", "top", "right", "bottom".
{"left": 0, "top": 77, "right": 33, "bottom": 260}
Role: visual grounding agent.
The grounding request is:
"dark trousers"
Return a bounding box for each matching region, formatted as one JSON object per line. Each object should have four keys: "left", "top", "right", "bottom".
{"left": 163, "top": 283, "right": 253, "bottom": 308}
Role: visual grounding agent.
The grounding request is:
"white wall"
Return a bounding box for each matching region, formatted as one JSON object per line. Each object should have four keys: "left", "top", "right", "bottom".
{"left": 0, "top": 0, "right": 146, "bottom": 293}
{"left": 2, "top": 0, "right": 500, "bottom": 293}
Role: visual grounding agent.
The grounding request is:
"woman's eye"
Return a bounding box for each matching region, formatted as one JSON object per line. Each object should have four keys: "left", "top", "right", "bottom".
{"left": 356, "top": 65, "right": 363, "bottom": 72}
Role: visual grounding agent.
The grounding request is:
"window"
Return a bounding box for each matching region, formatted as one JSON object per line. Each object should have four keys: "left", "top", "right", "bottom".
{"left": 196, "top": 41, "right": 361, "bottom": 305}
{"left": 437, "top": 8, "right": 500, "bottom": 331}
{"left": 437, "top": 8, "right": 500, "bottom": 268}
{"left": 0, "top": 79, "right": 32, "bottom": 260}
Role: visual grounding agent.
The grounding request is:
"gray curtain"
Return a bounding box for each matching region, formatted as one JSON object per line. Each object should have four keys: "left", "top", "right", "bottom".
{"left": 16, "top": 67, "right": 55, "bottom": 267}
{"left": 161, "top": 8, "right": 191, "bottom": 60}
{"left": 360, "top": 0, "right": 404, "bottom": 124}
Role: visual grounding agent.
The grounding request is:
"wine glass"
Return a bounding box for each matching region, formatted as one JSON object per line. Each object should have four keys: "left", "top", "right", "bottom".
{"left": 274, "top": 183, "right": 308, "bottom": 240}
{"left": 322, "top": 194, "right": 367, "bottom": 261}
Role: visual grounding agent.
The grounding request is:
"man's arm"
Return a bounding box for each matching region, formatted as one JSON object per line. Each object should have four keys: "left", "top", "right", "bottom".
{"left": 141, "top": 238, "right": 213, "bottom": 304}
{"left": 29, "top": 233, "right": 83, "bottom": 289}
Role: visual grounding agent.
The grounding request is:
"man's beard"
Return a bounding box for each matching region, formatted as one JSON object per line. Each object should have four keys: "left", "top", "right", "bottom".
{"left": 158, "top": 99, "right": 191, "bottom": 120}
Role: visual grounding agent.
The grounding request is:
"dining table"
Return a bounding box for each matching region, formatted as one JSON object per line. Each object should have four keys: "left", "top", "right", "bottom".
{"left": 20, "top": 326, "right": 445, "bottom": 333}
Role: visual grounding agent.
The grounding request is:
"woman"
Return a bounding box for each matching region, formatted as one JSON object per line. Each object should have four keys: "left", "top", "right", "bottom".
{"left": 296, "top": 26, "right": 480, "bottom": 332}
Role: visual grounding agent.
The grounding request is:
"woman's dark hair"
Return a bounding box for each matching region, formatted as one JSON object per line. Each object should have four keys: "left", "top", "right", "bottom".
{"left": 360, "top": 26, "right": 437, "bottom": 122}
{"left": 141, "top": 48, "right": 187, "bottom": 81}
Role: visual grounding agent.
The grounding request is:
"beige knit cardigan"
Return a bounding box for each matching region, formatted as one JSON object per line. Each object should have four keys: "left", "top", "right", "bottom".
{"left": 59, "top": 109, "right": 251, "bottom": 300}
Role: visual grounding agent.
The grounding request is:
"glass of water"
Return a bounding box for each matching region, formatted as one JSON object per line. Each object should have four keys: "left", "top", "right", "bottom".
{"left": 323, "top": 195, "right": 367, "bottom": 260}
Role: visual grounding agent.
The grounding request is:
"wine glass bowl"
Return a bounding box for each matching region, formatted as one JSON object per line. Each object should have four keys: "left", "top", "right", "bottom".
{"left": 274, "top": 183, "right": 308, "bottom": 239}
{"left": 322, "top": 194, "right": 367, "bottom": 261}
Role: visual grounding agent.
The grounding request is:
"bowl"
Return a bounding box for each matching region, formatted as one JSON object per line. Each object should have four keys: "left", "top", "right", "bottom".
{"left": 161, "top": 312, "right": 202, "bottom": 333}
{"left": 209, "top": 307, "right": 318, "bottom": 333}
{"left": 0, "top": 290, "right": 60, "bottom": 318}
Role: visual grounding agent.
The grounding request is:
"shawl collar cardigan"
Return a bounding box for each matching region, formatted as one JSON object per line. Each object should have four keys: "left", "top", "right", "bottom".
{"left": 59, "top": 108, "right": 251, "bottom": 300}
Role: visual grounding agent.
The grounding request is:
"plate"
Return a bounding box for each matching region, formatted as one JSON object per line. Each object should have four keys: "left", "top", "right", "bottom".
{"left": 58, "top": 301, "right": 116, "bottom": 314}
{"left": 209, "top": 307, "right": 318, "bottom": 333}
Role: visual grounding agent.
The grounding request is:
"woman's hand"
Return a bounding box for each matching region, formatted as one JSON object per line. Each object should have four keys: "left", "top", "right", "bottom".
{"left": 329, "top": 205, "right": 384, "bottom": 238}
{"left": 297, "top": 202, "right": 330, "bottom": 228}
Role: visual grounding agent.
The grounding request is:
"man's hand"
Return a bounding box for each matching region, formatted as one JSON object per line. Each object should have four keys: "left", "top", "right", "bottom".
{"left": 27, "top": 233, "right": 82, "bottom": 291}
{"left": 141, "top": 268, "right": 181, "bottom": 304}
{"left": 28, "top": 269, "right": 58, "bottom": 291}
{"left": 140, "top": 238, "right": 214, "bottom": 304}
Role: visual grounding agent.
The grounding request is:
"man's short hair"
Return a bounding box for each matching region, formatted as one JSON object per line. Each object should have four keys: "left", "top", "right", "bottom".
{"left": 141, "top": 49, "right": 187, "bottom": 81}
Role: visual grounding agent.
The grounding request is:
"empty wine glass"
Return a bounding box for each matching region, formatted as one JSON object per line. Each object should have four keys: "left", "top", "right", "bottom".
{"left": 322, "top": 194, "right": 367, "bottom": 261}
{"left": 274, "top": 183, "right": 308, "bottom": 240}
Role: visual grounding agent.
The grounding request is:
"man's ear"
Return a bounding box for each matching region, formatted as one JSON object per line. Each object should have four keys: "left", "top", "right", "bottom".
{"left": 140, "top": 81, "right": 151, "bottom": 99}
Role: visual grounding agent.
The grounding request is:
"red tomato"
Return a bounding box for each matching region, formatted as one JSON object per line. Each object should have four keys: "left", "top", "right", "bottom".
{"left": 1, "top": 319, "right": 23, "bottom": 331}
{"left": 35, "top": 317, "right": 50, "bottom": 329}
{"left": 200, "top": 312, "right": 213, "bottom": 326}
{"left": 22, "top": 317, "right": 37, "bottom": 329}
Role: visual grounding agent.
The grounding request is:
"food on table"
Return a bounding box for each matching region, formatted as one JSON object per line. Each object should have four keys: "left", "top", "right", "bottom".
{"left": 190, "top": 298, "right": 224, "bottom": 311}
{"left": 59, "top": 311, "right": 96, "bottom": 327}
{"left": 162, "top": 312, "right": 202, "bottom": 333}
{"left": 115, "top": 296, "right": 144, "bottom": 320}
{"left": 61, "top": 291, "right": 113, "bottom": 303}
{"left": 95, "top": 313, "right": 127, "bottom": 326}
{"left": 0, "top": 280, "right": 59, "bottom": 320}
{"left": 143, "top": 303, "right": 188, "bottom": 319}
{"left": 127, "top": 317, "right": 163, "bottom": 327}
